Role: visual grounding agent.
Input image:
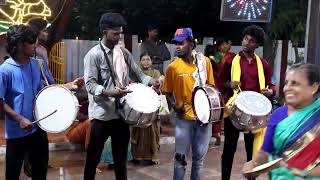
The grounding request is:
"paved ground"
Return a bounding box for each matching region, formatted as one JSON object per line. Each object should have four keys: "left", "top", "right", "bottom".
{"left": 0, "top": 136, "right": 268, "bottom": 180}
{"left": 0, "top": 120, "right": 269, "bottom": 179}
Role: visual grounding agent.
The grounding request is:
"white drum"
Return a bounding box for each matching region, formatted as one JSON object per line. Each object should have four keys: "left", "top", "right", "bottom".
{"left": 192, "top": 86, "right": 223, "bottom": 125}
{"left": 120, "top": 83, "right": 160, "bottom": 127}
{"left": 33, "top": 85, "right": 79, "bottom": 133}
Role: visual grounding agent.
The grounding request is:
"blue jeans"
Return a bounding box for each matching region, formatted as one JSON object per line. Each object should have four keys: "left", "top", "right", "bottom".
{"left": 173, "top": 116, "right": 211, "bottom": 180}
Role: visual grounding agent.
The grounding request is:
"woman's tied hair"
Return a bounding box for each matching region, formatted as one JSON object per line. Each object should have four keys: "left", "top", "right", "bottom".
{"left": 6, "top": 24, "right": 37, "bottom": 57}
{"left": 289, "top": 63, "right": 320, "bottom": 95}
{"left": 289, "top": 63, "right": 320, "bottom": 86}
{"left": 242, "top": 25, "right": 266, "bottom": 45}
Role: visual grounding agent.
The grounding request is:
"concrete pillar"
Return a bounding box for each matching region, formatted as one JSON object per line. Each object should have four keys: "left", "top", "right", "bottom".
{"left": 305, "top": 0, "right": 320, "bottom": 64}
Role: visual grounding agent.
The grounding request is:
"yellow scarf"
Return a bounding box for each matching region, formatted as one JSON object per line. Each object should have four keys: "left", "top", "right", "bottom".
{"left": 226, "top": 53, "right": 266, "bottom": 156}
{"left": 225, "top": 54, "right": 265, "bottom": 107}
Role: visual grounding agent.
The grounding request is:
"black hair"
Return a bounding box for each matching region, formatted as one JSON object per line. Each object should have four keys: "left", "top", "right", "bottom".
{"left": 215, "top": 37, "right": 231, "bottom": 47}
{"left": 186, "top": 37, "right": 196, "bottom": 49}
{"left": 147, "top": 24, "right": 158, "bottom": 31}
{"left": 242, "top": 25, "right": 265, "bottom": 45}
{"left": 6, "top": 25, "right": 37, "bottom": 57}
{"left": 140, "top": 53, "right": 151, "bottom": 61}
{"left": 99, "top": 12, "right": 127, "bottom": 33}
{"left": 289, "top": 63, "right": 320, "bottom": 86}
{"left": 27, "top": 17, "right": 48, "bottom": 36}
{"left": 204, "top": 44, "right": 216, "bottom": 57}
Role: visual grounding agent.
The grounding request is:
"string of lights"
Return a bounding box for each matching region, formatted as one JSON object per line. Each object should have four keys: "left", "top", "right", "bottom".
{"left": 0, "top": 0, "right": 51, "bottom": 34}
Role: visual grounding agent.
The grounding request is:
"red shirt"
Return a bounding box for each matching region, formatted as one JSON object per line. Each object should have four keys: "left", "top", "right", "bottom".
{"left": 220, "top": 51, "right": 275, "bottom": 100}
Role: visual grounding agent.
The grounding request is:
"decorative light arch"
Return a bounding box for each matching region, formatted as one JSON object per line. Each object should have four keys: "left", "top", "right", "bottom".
{"left": 0, "top": 0, "right": 52, "bottom": 34}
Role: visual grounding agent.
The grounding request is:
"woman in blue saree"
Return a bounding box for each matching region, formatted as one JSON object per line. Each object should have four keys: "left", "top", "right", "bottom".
{"left": 242, "top": 63, "right": 320, "bottom": 179}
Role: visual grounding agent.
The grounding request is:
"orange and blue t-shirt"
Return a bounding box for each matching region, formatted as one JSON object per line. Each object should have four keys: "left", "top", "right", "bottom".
{"left": 162, "top": 57, "right": 215, "bottom": 120}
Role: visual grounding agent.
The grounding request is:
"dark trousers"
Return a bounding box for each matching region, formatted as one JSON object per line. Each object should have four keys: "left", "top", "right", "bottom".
{"left": 6, "top": 129, "right": 48, "bottom": 180}
{"left": 221, "top": 118, "right": 254, "bottom": 180}
{"left": 84, "top": 119, "right": 130, "bottom": 180}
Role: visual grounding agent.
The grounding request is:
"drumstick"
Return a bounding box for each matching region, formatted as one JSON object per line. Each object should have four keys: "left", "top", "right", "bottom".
{"left": 32, "top": 110, "right": 57, "bottom": 124}
{"left": 237, "top": 84, "right": 242, "bottom": 92}
{"left": 211, "top": 107, "right": 225, "bottom": 110}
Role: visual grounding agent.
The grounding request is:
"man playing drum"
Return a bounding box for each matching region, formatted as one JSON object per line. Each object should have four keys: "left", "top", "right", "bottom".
{"left": 219, "top": 25, "right": 276, "bottom": 180}
{"left": 162, "top": 28, "right": 215, "bottom": 180}
{"left": 83, "top": 12, "right": 159, "bottom": 180}
{"left": 0, "top": 25, "right": 82, "bottom": 180}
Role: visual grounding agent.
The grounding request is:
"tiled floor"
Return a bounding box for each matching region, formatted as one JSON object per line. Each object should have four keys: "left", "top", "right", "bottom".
{"left": 0, "top": 138, "right": 267, "bottom": 180}
{"left": 0, "top": 120, "right": 268, "bottom": 180}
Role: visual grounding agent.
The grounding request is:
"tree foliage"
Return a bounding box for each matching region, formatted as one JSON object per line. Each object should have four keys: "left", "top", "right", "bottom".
{"left": 267, "top": 0, "right": 307, "bottom": 46}
{"left": 65, "top": 0, "right": 226, "bottom": 40}
{"left": 65, "top": 0, "right": 308, "bottom": 48}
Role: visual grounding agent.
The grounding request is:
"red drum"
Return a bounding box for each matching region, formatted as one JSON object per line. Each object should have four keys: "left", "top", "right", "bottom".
{"left": 192, "top": 86, "right": 224, "bottom": 125}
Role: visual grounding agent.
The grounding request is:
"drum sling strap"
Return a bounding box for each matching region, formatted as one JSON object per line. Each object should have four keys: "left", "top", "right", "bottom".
{"left": 99, "top": 42, "right": 142, "bottom": 110}
{"left": 35, "top": 59, "right": 50, "bottom": 86}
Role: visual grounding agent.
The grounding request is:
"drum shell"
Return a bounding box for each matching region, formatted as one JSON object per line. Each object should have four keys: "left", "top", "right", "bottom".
{"left": 206, "top": 86, "right": 224, "bottom": 123}
{"left": 122, "top": 102, "right": 158, "bottom": 127}
{"left": 192, "top": 86, "right": 224, "bottom": 125}
{"left": 230, "top": 100, "right": 270, "bottom": 131}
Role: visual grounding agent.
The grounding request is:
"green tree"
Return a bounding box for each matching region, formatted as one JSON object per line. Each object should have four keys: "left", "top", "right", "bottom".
{"left": 266, "top": 0, "right": 307, "bottom": 64}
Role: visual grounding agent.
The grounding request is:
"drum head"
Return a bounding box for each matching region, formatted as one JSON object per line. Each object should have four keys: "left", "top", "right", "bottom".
{"left": 234, "top": 91, "right": 272, "bottom": 116}
{"left": 34, "top": 85, "right": 79, "bottom": 133}
{"left": 244, "top": 158, "right": 282, "bottom": 177}
{"left": 193, "top": 88, "right": 210, "bottom": 124}
{"left": 125, "top": 83, "right": 160, "bottom": 113}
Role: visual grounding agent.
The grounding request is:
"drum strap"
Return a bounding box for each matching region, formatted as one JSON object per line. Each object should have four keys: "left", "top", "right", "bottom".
{"left": 35, "top": 59, "right": 50, "bottom": 86}
{"left": 99, "top": 42, "right": 118, "bottom": 87}
{"left": 192, "top": 50, "right": 207, "bottom": 87}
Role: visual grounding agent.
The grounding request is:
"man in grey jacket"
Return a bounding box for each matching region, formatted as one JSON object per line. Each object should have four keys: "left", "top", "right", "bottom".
{"left": 83, "top": 13, "right": 159, "bottom": 180}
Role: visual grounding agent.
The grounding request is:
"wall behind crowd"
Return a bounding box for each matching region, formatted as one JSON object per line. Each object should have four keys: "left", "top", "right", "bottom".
{"left": 64, "top": 36, "right": 264, "bottom": 82}
{"left": 0, "top": 34, "right": 303, "bottom": 98}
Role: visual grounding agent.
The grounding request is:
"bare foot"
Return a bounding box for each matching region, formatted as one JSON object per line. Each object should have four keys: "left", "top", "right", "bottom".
{"left": 96, "top": 168, "right": 102, "bottom": 173}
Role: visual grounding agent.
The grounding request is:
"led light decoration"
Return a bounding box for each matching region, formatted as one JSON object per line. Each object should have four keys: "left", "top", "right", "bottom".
{"left": 220, "top": 0, "right": 273, "bottom": 22}
{"left": 0, "top": 0, "right": 51, "bottom": 34}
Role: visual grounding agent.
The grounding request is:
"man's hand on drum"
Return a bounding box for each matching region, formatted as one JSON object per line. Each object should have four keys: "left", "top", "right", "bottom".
{"left": 149, "top": 78, "right": 161, "bottom": 93}
{"left": 242, "top": 160, "right": 258, "bottom": 179}
{"left": 229, "top": 81, "right": 241, "bottom": 89}
{"left": 64, "top": 76, "right": 85, "bottom": 90}
{"left": 19, "top": 117, "right": 33, "bottom": 130}
{"left": 103, "top": 88, "right": 132, "bottom": 98}
{"left": 173, "top": 104, "right": 185, "bottom": 116}
{"left": 261, "top": 88, "right": 273, "bottom": 97}
{"left": 71, "top": 76, "right": 85, "bottom": 90}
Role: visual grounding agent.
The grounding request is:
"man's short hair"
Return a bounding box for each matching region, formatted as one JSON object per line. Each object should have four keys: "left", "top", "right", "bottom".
{"left": 6, "top": 25, "right": 37, "bottom": 57}
{"left": 99, "top": 12, "right": 127, "bottom": 33}
{"left": 27, "top": 17, "right": 48, "bottom": 36}
{"left": 242, "top": 25, "right": 265, "bottom": 45}
{"left": 147, "top": 24, "right": 158, "bottom": 32}
{"left": 215, "top": 37, "right": 231, "bottom": 47}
